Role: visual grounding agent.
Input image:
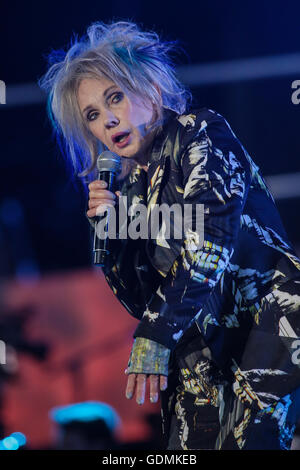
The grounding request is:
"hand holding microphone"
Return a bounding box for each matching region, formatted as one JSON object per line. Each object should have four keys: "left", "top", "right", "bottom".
{"left": 86, "top": 180, "right": 119, "bottom": 219}
{"left": 86, "top": 151, "right": 122, "bottom": 267}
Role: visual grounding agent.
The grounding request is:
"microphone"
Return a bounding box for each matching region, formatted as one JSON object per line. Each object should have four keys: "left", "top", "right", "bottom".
{"left": 93, "top": 151, "right": 122, "bottom": 267}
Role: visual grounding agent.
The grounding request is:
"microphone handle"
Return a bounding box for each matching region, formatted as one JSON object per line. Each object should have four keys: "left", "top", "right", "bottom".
{"left": 93, "top": 170, "right": 118, "bottom": 267}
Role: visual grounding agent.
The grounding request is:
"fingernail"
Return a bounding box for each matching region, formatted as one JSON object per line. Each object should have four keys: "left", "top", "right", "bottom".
{"left": 137, "top": 398, "right": 144, "bottom": 405}
{"left": 160, "top": 384, "right": 168, "bottom": 391}
{"left": 99, "top": 181, "right": 107, "bottom": 187}
{"left": 150, "top": 394, "right": 158, "bottom": 403}
{"left": 126, "top": 392, "right": 132, "bottom": 399}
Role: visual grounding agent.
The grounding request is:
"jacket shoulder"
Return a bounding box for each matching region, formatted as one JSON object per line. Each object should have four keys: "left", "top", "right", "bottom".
{"left": 176, "top": 107, "right": 223, "bottom": 129}
{"left": 171, "top": 108, "right": 239, "bottom": 152}
{"left": 164, "top": 107, "right": 221, "bottom": 134}
{"left": 167, "top": 107, "right": 248, "bottom": 169}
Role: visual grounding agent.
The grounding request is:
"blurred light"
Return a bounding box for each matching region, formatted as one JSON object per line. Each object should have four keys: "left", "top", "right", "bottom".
{"left": 265, "top": 172, "right": 300, "bottom": 200}
{"left": 177, "top": 53, "right": 300, "bottom": 86}
{"left": 6, "top": 82, "right": 46, "bottom": 107}
{"left": 0, "top": 432, "right": 26, "bottom": 450}
{"left": 2, "top": 437, "right": 19, "bottom": 450}
{"left": 50, "top": 401, "right": 121, "bottom": 432}
{"left": 10, "top": 432, "right": 27, "bottom": 446}
{"left": 4, "top": 52, "right": 300, "bottom": 108}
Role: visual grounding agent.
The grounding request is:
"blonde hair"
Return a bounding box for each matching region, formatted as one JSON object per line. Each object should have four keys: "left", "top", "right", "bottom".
{"left": 39, "top": 20, "right": 191, "bottom": 185}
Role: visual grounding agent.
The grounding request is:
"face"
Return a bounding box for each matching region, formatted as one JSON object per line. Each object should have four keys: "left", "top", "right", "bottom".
{"left": 77, "top": 76, "right": 156, "bottom": 164}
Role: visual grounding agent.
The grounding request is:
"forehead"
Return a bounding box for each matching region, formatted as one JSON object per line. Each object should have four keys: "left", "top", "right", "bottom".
{"left": 77, "top": 77, "right": 117, "bottom": 107}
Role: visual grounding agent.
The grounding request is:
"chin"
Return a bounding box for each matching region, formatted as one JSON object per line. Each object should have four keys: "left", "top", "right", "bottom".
{"left": 121, "top": 148, "right": 139, "bottom": 159}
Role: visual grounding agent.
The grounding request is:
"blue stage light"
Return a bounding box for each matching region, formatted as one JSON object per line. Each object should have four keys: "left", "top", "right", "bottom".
{"left": 0, "top": 432, "right": 26, "bottom": 450}
{"left": 50, "top": 401, "right": 121, "bottom": 432}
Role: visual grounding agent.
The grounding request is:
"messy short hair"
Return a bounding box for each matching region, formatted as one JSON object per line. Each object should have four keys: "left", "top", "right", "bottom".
{"left": 39, "top": 20, "right": 191, "bottom": 184}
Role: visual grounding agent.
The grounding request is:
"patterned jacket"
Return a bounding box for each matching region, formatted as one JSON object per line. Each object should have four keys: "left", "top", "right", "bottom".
{"left": 92, "top": 107, "right": 300, "bottom": 412}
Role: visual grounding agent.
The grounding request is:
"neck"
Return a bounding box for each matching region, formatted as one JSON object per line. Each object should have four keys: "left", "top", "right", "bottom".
{"left": 133, "top": 127, "right": 159, "bottom": 172}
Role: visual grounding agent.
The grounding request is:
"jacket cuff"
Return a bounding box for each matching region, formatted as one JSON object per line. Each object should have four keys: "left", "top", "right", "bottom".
{"left": 127, "top": 337, "right": 170, "bottom": 375}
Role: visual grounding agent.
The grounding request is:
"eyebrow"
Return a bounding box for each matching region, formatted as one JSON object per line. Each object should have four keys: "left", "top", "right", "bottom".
{"left": 81, "top": 85, "right": 118, "bottom": 115}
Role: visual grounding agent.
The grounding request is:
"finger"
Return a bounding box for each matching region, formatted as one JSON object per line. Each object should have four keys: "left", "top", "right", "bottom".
{"left": 89, "top": 198, "right": 116, "bottom": 209}
{"left": 149, "top": 375, "right": 159, "bottom": 403}
{"left": 89, "top": 189, "right": 116, "bottom": 199}
{"left": 136, "top": 374, "right": 147, "bottom": 405}
{"left": 95, "top": 202, "right": 116, "bottom": 216}
{"left": 125, "top": 374, "right": 137, "bottom": 400}
{"left": 160, "top": 375, "right": 168, "bottom": 391}
{"left": 88, "top": 180, "right": 107, "bottom": 190}
{"left": 88, "top": 180, "right": 99, "bottom": 190}
{"left": 87, "top": 201, "right": 116, "bottom": 218}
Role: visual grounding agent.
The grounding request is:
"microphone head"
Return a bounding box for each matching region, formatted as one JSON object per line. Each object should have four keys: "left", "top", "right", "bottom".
{"left": 97, "top": 151, "right": 122, "bottom": 174}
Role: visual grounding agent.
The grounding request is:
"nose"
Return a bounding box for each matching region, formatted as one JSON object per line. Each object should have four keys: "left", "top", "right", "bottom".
{"left": 104, "top": 109, "right": 119, "bottom": 129}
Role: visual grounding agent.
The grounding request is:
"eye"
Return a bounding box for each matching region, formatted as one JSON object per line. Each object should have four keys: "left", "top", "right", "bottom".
{"left": 109, "top": 92, "right": 124, "bottom": 104}
{"left": 86, "top": 110, "right": 99, "bottom": 122}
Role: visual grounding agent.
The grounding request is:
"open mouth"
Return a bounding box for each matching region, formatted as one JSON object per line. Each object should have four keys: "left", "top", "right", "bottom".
{"left": 112, "top": 132, "right": 130, "bottom": 144}
{"left": 111, "top": 132, "right": 131, "bottom": 149}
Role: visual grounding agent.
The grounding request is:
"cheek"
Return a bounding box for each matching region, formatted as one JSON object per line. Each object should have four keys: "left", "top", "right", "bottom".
{"left": 89, "top": 123, "right": 105, "bottom": 142}
{"left": 127, "top": 99, "right": 153, "bottom": 125}
{"left": 130, "top": 110, "right": 154, "bottom": 138}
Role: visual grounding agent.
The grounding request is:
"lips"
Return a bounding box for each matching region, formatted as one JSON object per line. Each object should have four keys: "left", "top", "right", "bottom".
{"left": 111, "top": 131, "right": 131, "bottom": 148}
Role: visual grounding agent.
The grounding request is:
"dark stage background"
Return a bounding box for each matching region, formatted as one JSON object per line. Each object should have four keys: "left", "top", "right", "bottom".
{"left": 0, "top": 0, "right": 299, "bottom": 450}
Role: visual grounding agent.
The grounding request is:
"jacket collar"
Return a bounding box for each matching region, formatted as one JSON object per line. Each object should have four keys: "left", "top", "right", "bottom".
{"left": 120, "top": 111, "right": 179, "bottom": 277}
{"left": 123, "top": 110, "right": 175, "bottom": 210}
{"left": 145, "top": 110, "right": 177, "bottom": 212}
